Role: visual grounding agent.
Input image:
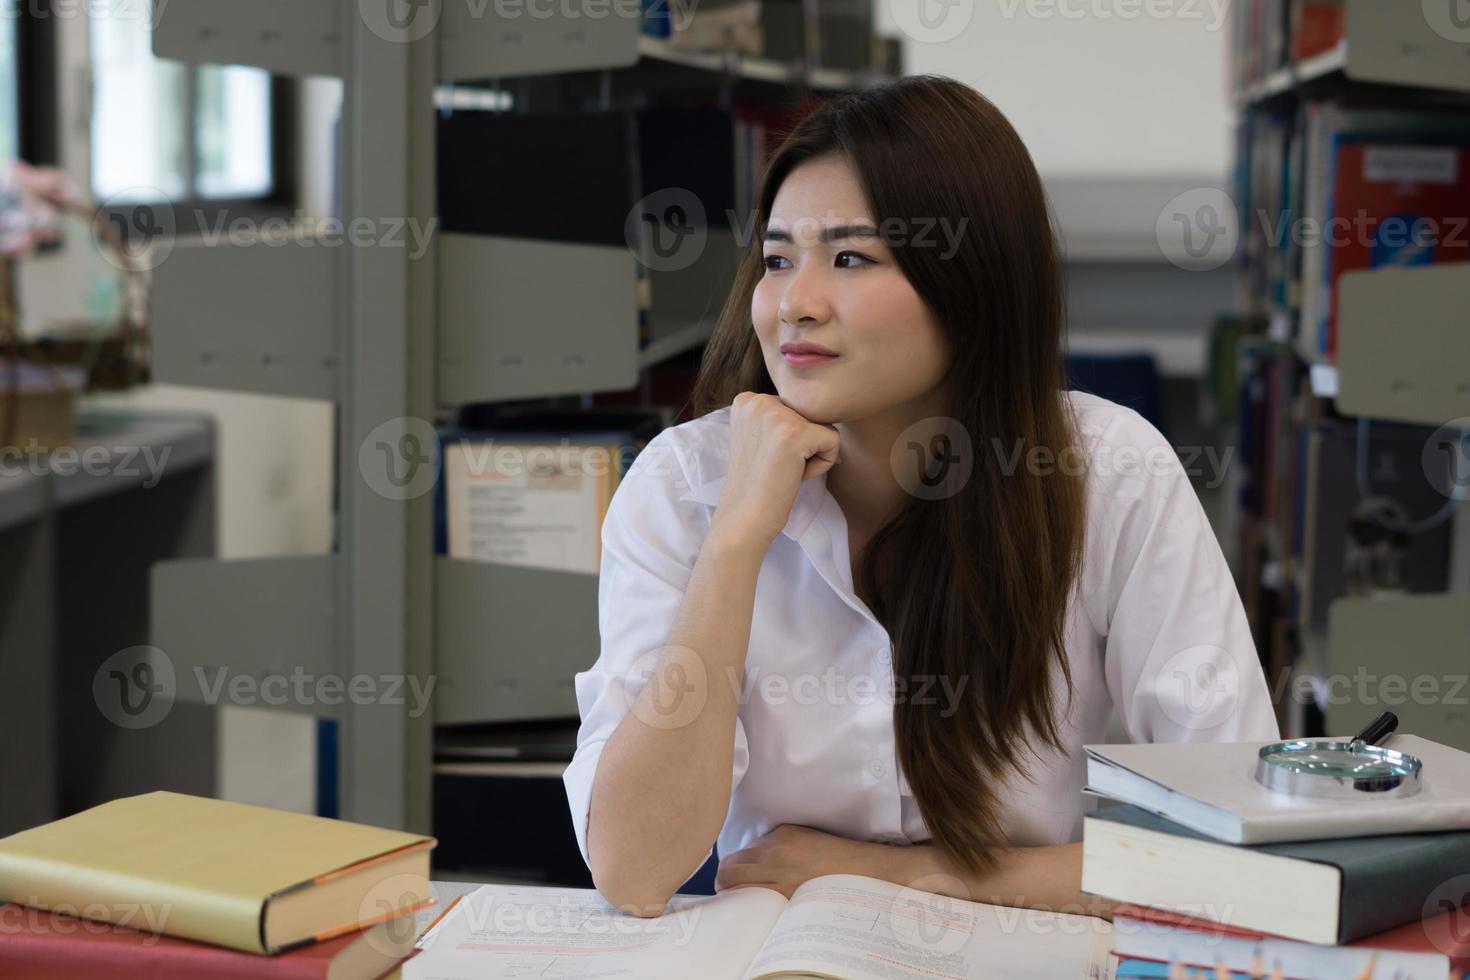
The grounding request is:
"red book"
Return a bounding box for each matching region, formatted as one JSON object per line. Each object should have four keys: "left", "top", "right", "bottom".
{"left": 0, "top": 904, "right": 418, "bottom": 980}
{"left": 1291, "top": 0, "right": 1344, "bottom": 61}
{"left": 1324, "top": 140, "right": 1470, "bottom": 357}
{"left": 1114, "top": 902, "right": 1470, "bottom": 978}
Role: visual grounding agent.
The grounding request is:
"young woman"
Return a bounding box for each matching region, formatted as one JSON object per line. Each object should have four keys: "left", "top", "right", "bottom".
{"left": 562, "top": 74, "right": 1278, "bottom": 918}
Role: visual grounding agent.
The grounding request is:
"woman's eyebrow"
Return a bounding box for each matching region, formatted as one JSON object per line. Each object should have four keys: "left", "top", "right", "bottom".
{"left": 762, "top": 223, "right": 879, "bottom": 244}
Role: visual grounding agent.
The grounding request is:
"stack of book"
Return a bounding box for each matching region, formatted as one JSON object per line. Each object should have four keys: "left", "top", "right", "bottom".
{"left": 1080, "top": 736, "right": 1470, "bottom": 978}
{"left": 0, "top": 791, "right": 437, "bottom": 979}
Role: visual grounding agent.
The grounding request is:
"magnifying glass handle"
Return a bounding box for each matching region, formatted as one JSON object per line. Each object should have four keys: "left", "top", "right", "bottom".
{"left": 1349, "top": 710, "right": 1399, "bottom": 751}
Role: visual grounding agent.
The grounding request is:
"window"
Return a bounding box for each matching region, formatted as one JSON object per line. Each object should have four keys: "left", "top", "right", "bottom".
{"left": 89, "top": 9, "right": 285, "bottom": 209}
{"left": 0, "top": 13, "right": 16, "bottom": 164}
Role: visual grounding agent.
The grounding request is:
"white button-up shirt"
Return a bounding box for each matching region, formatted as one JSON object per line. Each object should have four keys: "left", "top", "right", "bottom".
{"left": 563, "top": 391, "right": 1279, "bottom": 878}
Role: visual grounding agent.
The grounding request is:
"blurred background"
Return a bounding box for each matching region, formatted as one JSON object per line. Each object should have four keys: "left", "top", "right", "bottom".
{"left": 1, "top": 0, "right": 1467, "bottom": 891}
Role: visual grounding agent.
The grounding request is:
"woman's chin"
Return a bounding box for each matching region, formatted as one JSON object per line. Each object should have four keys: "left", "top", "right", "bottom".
{"left": 773, "top": 388, "right": 844, "bottom": 425}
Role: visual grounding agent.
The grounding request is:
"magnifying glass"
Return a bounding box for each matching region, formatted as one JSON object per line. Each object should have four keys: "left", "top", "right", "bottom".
{"left": 1254, "top": 711, "right": 1423, "bottom": 800}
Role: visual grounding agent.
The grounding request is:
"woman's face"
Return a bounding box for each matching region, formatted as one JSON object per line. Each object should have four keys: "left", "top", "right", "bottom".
{"left": 752, "top": 154, "right": 949, "bottom": 426}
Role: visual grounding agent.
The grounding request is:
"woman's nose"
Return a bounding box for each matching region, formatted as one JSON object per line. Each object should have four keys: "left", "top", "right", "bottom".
{"left": 778, "top": 265, "right": 832, "bottom": 325}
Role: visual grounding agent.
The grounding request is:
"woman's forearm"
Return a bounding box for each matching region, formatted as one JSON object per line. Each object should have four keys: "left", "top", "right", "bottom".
{"left": 871, "top": 840, "right": 1119, "bottom": 920}
{"left": 587, "top": 527, "right": 768, "bottom": 916}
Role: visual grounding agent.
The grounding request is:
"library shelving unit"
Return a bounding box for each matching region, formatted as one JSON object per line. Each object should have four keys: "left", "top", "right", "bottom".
{"left": 1229, "top": 0, "right": 1470, "bottom": 742}
{"left": 140, "top": 1, "right": 899, "bottom": 838}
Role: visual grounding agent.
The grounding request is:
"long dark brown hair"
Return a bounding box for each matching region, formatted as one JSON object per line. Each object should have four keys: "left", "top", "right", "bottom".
{"left": 690, "top": 75, "right": 1089, "bottom": 877}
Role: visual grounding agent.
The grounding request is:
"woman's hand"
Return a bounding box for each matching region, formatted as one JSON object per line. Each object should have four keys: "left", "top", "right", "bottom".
{"left": 709, "top": 392, "right": 841, "bottom": 549}
{"left": 713, "top": 824, "right": 891, "bottom": 899}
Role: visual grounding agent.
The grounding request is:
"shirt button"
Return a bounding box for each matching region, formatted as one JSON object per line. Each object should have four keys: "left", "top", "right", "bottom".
{"left": 869, "top": 760, "right": 886, "bottom": 778}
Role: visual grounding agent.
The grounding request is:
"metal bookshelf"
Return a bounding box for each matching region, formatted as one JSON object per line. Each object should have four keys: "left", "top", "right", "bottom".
{"left": 144, "top": 0, "right": 897, "bottom": 833}
{"left": 1230, "top": 0, "right": 1470, "bottom": 743}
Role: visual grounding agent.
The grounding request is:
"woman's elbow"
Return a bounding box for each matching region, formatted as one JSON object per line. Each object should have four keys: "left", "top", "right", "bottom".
{"left": 590, "top": 860, "right": 675, "bottom": 918}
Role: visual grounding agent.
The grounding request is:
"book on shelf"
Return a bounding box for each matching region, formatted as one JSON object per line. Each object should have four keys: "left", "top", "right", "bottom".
{"left": 0, "top": 791, "right": 435, "bottom": 956}
{"left": 1082, "top": 802, "right": 1470, "bottom": 946}
{"left": 1297, "top": 104, "right": 1470, "bottom": 360}
{"left": 0, "top": 903, "right": 418, "bottom": 980}
{"left": 439, "top": 427, "right": 637, "bottom": 576}
{"left": 1083, "top": 735, "right": 1470, "bottom": 846}
{"left": 400, "top": 874, "right": 1117, "bottom": 979}
{"left": 1109, "top": 901, "right": 1466, "bottom": 980}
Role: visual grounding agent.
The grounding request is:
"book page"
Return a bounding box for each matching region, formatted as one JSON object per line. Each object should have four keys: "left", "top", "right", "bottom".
{"left": 741, "top": 874, "right": 1115, "bottom": 980}
{"left": 402, "top": 881, "right": 788, "bottom": 980}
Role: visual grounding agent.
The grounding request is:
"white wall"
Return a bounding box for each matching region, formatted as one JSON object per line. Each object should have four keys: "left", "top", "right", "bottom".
{"left": 879, "top": 0, "right": 1233, "bottom": 179}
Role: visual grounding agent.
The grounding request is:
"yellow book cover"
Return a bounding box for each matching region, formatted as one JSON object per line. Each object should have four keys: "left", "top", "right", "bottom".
{"left": 0, "top": 791, "right": 435, "bottom": 955}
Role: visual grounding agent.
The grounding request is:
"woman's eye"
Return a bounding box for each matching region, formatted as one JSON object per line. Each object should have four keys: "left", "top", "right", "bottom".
{"left": 835, "top": 251, "right": 872, "bottom": 268}
{"left": 763, "top": 254, "right": 789, "bottom": 272}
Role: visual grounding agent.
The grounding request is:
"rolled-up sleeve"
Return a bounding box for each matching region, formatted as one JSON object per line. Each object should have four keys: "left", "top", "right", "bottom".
{"left": 1092, "top": 410, "right": 1280, "bottom": 745}
{"left": 562, "top": 430, "right": 751, "bottom": 873}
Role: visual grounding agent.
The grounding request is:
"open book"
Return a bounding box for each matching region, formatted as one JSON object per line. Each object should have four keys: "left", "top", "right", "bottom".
{"left": 401, "top": 873, "right": 1116, "bottom": 979}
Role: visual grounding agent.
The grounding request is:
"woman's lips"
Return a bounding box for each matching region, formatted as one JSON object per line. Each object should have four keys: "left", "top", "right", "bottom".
{"left": 782, "top": 352, "right": 839, "bottom": 367}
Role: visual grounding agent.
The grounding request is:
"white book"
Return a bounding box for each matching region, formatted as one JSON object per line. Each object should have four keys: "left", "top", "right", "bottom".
{"left": 404, "top": 874, "right": 1117, "bottom": 980}
{"left": 1084, "top": 734, "right": 1470, "bottom": 845}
